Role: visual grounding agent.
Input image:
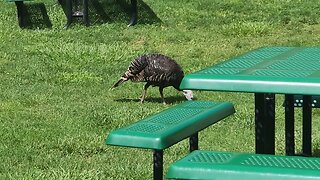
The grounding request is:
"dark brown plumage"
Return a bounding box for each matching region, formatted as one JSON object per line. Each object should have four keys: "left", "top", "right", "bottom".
{"left": 111, "top": 54, "right": 186, "bottom": 103}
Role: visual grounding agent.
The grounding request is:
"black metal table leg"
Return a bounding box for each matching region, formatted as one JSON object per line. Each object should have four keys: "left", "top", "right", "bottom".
{"left": 64, "top": 0, "right": 73, "bottom": 28}
{"left": 15, "top": 1, "right": 25, "bottom": 27}
{"left": 128, "top": 0, "right": 137, "bottom": 26}
{"left": 285, "top": 94, "right": 295, "bottom": 156}
{"left": 64, "top": 0, "right": 89, "bottom": 28}
{"left": 255, "top": 93, "right": 275, "bottom": 155}
{"left": 83, "top": 0, "right": 89, "bottom": 26}
{"left": 153, "top": 150, "right": 163, "bottom": 180}
{"left": 189, "top": 133, "right": 199, "bottom": 152}
{"left": 302, "top": 95, "right": 312, "bottom": 156}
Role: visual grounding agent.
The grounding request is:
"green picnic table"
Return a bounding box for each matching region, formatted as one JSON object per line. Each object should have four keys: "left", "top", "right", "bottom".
{"left": 180, "top": 47, "right": 320, "bottom": 156}
{"left": 64, "top": 0, "right": 137, "bottom": 28}
{"left": 6, "top": 0, "right": 138, "bottom": 28}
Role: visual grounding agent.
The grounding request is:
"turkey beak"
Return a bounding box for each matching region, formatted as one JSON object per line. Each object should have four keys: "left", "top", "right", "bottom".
{"left": 182, "top": 90, "right": 193, "bottom": 101}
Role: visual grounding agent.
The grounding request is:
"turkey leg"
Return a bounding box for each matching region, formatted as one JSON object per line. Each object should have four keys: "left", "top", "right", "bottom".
{"left": 140, "top": 83, "right": 150, "bottom": 103}
{"left": 159, "top": 87, "right": 166, "bottom": 104}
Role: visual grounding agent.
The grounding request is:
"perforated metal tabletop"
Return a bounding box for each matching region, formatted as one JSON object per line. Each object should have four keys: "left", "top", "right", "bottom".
{"left": 180, "top": 47, "right": 320, "bottom": 95}
{"left": 180, "top": 47, "right": 320, "bottom": 156}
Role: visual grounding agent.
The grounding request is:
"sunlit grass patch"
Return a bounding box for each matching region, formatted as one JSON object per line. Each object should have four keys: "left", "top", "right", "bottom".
{"left": 222, "top": 21, "right": 274, "bottom": 37}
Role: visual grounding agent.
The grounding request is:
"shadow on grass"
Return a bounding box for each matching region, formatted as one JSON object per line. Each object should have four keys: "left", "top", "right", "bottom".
{"left": 311, "top": 148, "right": 320, "bottom": 157}
{"left": 115, "top": 96, "right": 194, "bottom": 104}
{"left": 57, "top": 0, "right": 67, "bottom": 18}
{"left": 58, "top": 0, "right": 161, "bottom": 26}
{"left": 90, "top": 0, "right": 162, "bottom": 25}
{"left": 21, "top": 3, "right": 52, "bottom": 29}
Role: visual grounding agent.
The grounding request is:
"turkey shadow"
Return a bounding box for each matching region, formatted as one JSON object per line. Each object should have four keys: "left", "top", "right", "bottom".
{"left": 115, "top": 96, "right": 194, "bottom": 104}
{"left": 20, "top": 3, "right": 52, "bottom": 29}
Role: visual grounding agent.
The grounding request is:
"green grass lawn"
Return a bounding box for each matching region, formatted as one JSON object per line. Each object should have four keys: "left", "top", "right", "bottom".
{"left": 1, "top": 0, "right": 320, "bottom": 179}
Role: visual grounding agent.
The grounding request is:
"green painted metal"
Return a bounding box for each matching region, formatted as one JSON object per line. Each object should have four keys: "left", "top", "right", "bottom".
{"left": 180, "top": 47, "right": 320, "bottom": 95}
{"left": 106, "top": 101, "right": 235, "bottom": 150}
{"left": 166, "top": 150, "right": 320, "bottom": 180}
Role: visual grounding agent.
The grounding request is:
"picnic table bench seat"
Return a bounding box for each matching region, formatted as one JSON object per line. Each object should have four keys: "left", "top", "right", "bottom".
{"left": 166, "top": 150, "right": 320, "bottom": 180}
{"left": 106, "top": 101, "right": 235, "bottom": 180}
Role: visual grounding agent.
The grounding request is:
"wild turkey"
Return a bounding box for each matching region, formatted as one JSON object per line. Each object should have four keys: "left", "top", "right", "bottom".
{"left": 111, "top": 54, "right": 193, "bottom": 104}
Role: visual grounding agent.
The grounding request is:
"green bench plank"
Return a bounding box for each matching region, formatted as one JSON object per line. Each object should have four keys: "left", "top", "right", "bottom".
{"left": 106, "top": 101, "right": 235, "bottom": 150}
{"left": 166, "top": 150, "right": 320, "bottom": 180}
{"left": 106, "top": 101, "right": 235, "bottom": 180}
